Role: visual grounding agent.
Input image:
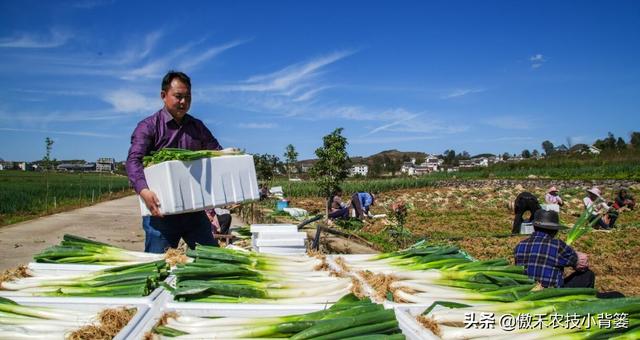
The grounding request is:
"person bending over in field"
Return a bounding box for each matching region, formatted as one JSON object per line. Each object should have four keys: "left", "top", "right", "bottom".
{"left": 607, "top": 187, "right": 635, "bottom": 228}
{"left": 351, "top": 191, "right": 375, "bottom": 220}
{"left": 126, "top": 71, "right": 221, "bottom": 253}
{"left": 514, "top": 210, "right": 594, "bottom": 288}
{"left": 511, "top": 191, "right": 541, "bottom": 234}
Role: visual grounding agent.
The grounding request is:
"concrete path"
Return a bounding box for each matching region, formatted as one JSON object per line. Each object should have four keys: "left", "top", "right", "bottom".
{"left": 0, "top": 195, "right": 375, "bottom": 271}
{"left": 0, "top": 195, "right": 145, "bottom": 271}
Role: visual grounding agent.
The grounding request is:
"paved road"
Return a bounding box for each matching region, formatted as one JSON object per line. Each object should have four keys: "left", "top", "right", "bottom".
{"left": 0, "top": 195, "right": 146, "bottom": 271}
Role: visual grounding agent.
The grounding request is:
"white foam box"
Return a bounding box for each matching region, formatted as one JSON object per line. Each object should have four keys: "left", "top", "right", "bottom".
{"left": 250, "top": 223, "right": 298, "bottom": 233}
{"left": 394, "top": 306, "right": 442, "bottom": 340}
{"left": 255, "top": 246, "right": 307, "bottom": 255}
{"left": 521, "top": 222, "right": 534, "bottom": 234}
{"left": 139, "top": 155, "right": 259, "bottom": 216}
{"left": 127, "top": 304, "right": 332, "bottom": 340}
{"left": 255, "top": 238, "right": 305, "bottom": 247}
{"left": 256, "top": 231, "right": 307, "bottom": 239}
{"left": 0, "top": 272, "right": 170, "bottom": 304}
{"left": 4, "top": 299, "right": 150, "bottom": 340}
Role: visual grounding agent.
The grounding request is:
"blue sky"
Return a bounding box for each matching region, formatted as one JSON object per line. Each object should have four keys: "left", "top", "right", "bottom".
{"left": 1, "top": 0, "right": 639, "bottom": 162}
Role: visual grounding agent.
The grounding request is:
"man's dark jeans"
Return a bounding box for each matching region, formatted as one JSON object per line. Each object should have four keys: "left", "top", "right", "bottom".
{"left": 142, "top": 211, "right": 217, "bottom": 253}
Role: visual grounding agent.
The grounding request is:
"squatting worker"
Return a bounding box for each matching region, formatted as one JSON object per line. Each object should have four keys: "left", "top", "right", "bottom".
{"left": 351, "top": 192, "right": 375, "bottom": 220}
{"left": 514, "top": 210, "right": 594, "bottom": 288}
{"left": 126, "top": 71, "right": 221, "bottom": 253}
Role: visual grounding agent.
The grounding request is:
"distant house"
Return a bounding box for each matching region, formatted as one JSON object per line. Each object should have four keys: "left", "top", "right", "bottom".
{"left": 57, "top": 163, "right": 96, "bottom": 172}
{"left": 589, "top": 145, "right": 601, "bottom": 155}
{"left": 400, "top": 162, "right": 415, "bottom": 175}
{"left": 350, "top": 164, "right": 369, "bottom": 177}
{"left": 96, "top": 158, "right": 116, "bottom": 172}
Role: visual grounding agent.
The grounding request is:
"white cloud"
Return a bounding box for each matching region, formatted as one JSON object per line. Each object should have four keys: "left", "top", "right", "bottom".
{"left": 0, "top": 29, "right": 72, "bottom": 48}
{"left": 179, "top": 39, "right": 248, "bottom": 71}
{"left": 212, "top": 50, "right": 353, "bottom": 97}
{"left": 103, "top": 90, "right": 158, "bottom": 113}
{"left": 124, "top": 39, "right": 244, "bottom": 80}
{"left": 529, "top": 54, "right": 546, "bottom": 69}
{"left": 237, "top": 122, "right": 278, "bottom": 129}
{"left": 530, "top": 54, "right": 544, "bottom": 62}
{"left": 442, "top": 88, "right": 485, "bottom": 99}
{"left": 486, "top": 115, "right": 531, "bottom": 130}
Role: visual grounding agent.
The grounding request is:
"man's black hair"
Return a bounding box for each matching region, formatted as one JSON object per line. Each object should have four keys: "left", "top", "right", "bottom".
{"left": 162, "top": 71, "right": 191, "bottom": 91}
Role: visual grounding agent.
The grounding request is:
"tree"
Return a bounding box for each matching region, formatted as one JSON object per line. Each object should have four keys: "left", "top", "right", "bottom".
{"left": 502, "top": 152, "right": 510, "bottom": 160}
{"left": 253, "top": 153, "right": 280, "bottom": 182}
{"left": 532, "top": 149, "right": 540, "bottom": 158}
{"left": 459, "top": 151, "right": 471, "bottom": 160}
{"left": 309, "top": 128, "right": 350, "bottom": 199}
{"left": 542, "top": 140, "right": 554, "bottom": 156}
{"left": 616, "top": 137, "right": 627, "bottom": 151}
{"left": 521, "top": 149, "right": 531, "bottom": 158}
{"left": 42, "top": 137, "right": 54, "bottom": 171}
{"left": 283, "top": 144, "right": 298, "bottom": 179}
{"left": 443, "top": 149, "right": 456, "bottom": 165}
{"left": 631, "top": 132, "right": 640, "bottom": 149}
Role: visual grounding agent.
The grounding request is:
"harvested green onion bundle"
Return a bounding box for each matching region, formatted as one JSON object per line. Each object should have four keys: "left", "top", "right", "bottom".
{"left": 418, "top": 293, "right": 640, "bottom": 339}
{"left": 167, "top": 245, "right": 352, "bottom": 303}
{"left": 33, "top": 234, "right": 166, "bottom": 265}
{"left": 143, "top": 148, "right": 243, "bottom": 167}
{"left": 565, "top": 207, "right": 600, "bottom": 246}
{"left": 0, "top": 296, "right": 136, "bottom": 339}
{"left": 0, "top": 260, "right": 168, "bottom": 297}
{"left": 331, "top": 245, "right": 535, "bottom": 305}
{"left": 150, "top": 294, "right": 406, "bottom": 339}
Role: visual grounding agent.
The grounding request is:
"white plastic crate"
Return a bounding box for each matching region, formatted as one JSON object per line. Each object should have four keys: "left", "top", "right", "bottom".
{"left": 0, "top": 275, "right": 169, "bottom": 304}
{"left": 521, "top": 222, "right": 534, "bottom": 234}
{"left": 255, "top": 238, "right": 305, "bottom": 247}
{"left": 127, "top": 304, "right": 331, "bottom": 339}
{"left": 256, "top": 231, "right": 307, "bottom": 239}
{"left": 139, "top": 155, "right": 259, "bottom": 216}
{"left": 255, "top": 246, "right": 307, "bottom": 255}
{"left": 395, "top": 306, "right": 442, "bottom": 340}
{"left": 3, "top": 298, "right": 150, "bottom": 340}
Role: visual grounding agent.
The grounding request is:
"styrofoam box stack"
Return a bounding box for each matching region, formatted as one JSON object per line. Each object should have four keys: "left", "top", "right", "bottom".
{"left": 139, "top": 155, "right": 260, "bottom": 216}
{"left": 250, "top": 224, "right": 307, "bottom": 255}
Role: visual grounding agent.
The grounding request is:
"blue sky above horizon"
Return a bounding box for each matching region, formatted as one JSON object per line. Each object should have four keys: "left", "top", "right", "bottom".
{"left": 1, "top": 0, "right": 639, "bottom": 162}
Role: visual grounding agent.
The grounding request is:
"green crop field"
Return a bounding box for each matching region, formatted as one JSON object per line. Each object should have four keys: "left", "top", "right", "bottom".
{"left": 272, "top": 157, "right": 640, "bottom": 197}
{"left": 0, "top": 170, "right": 133, "bottom": 226}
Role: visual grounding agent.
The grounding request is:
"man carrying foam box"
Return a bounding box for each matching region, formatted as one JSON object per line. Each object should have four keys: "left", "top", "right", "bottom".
{"left": 126, "top": 71, "right": 221, "bottom": 253}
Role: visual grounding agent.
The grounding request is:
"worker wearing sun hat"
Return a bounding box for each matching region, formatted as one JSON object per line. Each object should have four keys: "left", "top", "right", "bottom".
{"left": 583, "top": 187, "right": 611, "bottom": 230}
{"left": 544, "top": 186, "right": 564, "bottom": 206}
{"left": 514, "top": 210, "right": 594, "bottom": 288}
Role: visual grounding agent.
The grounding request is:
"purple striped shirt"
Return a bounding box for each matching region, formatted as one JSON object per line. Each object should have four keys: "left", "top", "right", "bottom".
{"left": 125, "top": 108, "right": 222, "bottom": 194}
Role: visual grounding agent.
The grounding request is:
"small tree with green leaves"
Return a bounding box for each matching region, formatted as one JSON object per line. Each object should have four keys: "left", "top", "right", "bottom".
{"left": 310, "top": 128, "right": 350, "bottom": 215}
{"left": 283, "top": 144, "right": 298, "bottom": 180}
{"left": 43, "top": 137, "right": 54, "bottom": 171}
{"left": 253, "top": 153, "right": 281, "bottom": 182}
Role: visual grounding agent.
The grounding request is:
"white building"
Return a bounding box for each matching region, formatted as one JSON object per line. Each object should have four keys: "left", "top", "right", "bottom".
{"left": 350, "top": 164, "right": 369, "bottom": 177}
{"left": 96, "top": 158, "right": 116, "bottom": 172}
